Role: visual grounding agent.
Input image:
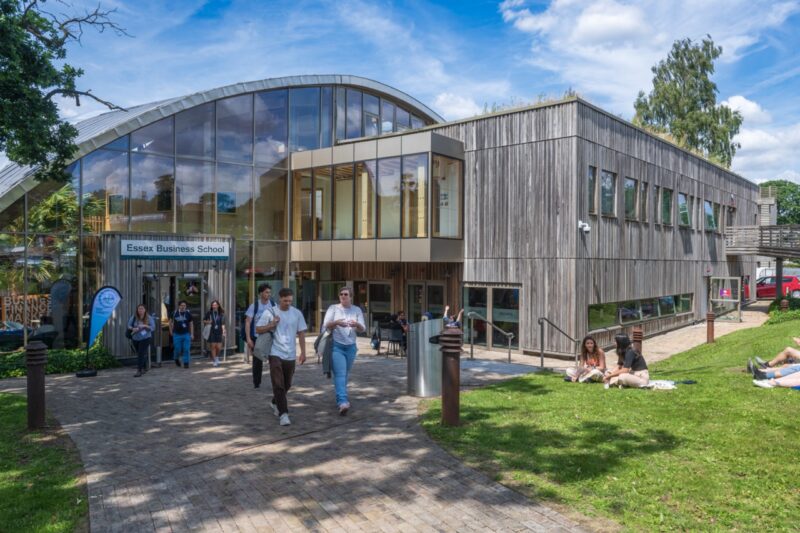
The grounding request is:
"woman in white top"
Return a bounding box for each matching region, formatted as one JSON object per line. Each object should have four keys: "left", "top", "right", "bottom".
{"left": 322, "top": 286, "right": 366, "bottom": 415}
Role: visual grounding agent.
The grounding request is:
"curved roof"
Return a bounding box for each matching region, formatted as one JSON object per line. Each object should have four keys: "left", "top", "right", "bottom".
{"left": 0, "top": 74, "right": 443, "bottom": 209}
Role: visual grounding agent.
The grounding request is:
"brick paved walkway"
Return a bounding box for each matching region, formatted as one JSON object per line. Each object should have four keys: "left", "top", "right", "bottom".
{"left": 0, "top": 354, "right": 586, "bottom": 532}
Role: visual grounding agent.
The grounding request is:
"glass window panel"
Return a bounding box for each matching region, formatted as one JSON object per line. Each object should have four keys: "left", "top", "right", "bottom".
{"left": 588, "top": 303, "right": 617, "bottom": 330}
{"left": 619, "top": 301, "right": 641, "bottom": 324}
{"left": 640, "top": 182, "right": 648, "bottom": 222}
{"left": 292, "top": 169, "right": 313, "bottom": 240}
{"left": 624, "top": 177, "right": 637, "bottom": 219}
{"left": 654, "top": 186, "right": 661, "bottom": 223}
{"left": 377, "top": 158, "right": 401, "bottom": 238}
{"left": 381, "top": 99, "right": 395, "bottom": 134}
{"left": 255, "top": 90, "right": 288, "bottom": 167}
{"left": 0, "top": 194, "right": 25, "bottom": 232}
{"left": 217, "top": 95, "right": 253, "bottom": 162}
{"left": 658, "top": 295, "right": 675, "bottom": 316}
{"left": 26, "top": 161, "right": 81, "bottom": 234}
{"left": 100, "top": 136, "right": 129, "bottom": 151}
{"left": 335, "top": 87, "right": 346, "bottom": 141}
{"left": 253, "top": 241, "right": 286, "bottom": 309}
{"left": 411, "top": 115, "right": 424, "bottom": 129}
{"left": 396, "top": 107, "right": 410, "bottom": 131}
{"left": 234, "top": 240, "right": 253, "bottom": 346}
{"left": 640, "top": 298, "right": 658, "bottom": 320}
{"left": 491, "top": 288, "right": 519, "bottom": 349}
{"left": 587, "top": 166, "right": 597, "bottom": 214}
{"left": 216, "top": 163, "right": 253, "bottom": 239}
{"left": 432, "top": 155, "right": 462, "bottom": 238}
{"left": 82, "top": 148, "right": 129, "bottom": 232}
{"left": 704, "top": 200, "right": 716, "bottom": 230}
{"left": 333, "top": 164, "right": 354, "bottom": 239}
{"left": 131, "top": 117, "right": 174, "bottom": 155}
{"left": 676, "top": 293, "right": 693, "bottom": 313}
{"left": 289, "top": 87, "right": 320, "bottom": 152}
{"left": 346, "top": 89, "right": 362, "bottom": 139}
{"left": 363, "top": 93, "right": 380, "bottom": 137}
{"left": 363, "top": 93, "right": 379, "bottom": 115}
{"left": 129, "top": 154, "right": 174, "bottom": 232}
{"left": 313, "top": 166, "right": 332, "bottom": 240}
{"left": 255, "top": 167, "right": 287, "bottom": 240}
{"left": 661, "top": 188, "right": 673, "bottom": 225}
{"left": 713, "top": 203, "right": 721, "bottom": 232}
{"left": 176, "top": 102, "right": 215, "bottom": 159}
{"left": 402, "top": 153, "right": 428, "bottom": 238}
{"left": 600, "top": 170, "right": 616, "bottom": 216}
{"left": 463, "top": 287, "right": 488, "bottom": 346}
{"left": 320, "top": 86, "right": 333, "bottom": 149}
{"left": 176, "top": 159, "right": 214, "bottom": 234}
{"left": 355, "top": 161, "right": 376, "bottom": 239}
{"left": 678, "top": 192, "right": 690, "bottom": 226}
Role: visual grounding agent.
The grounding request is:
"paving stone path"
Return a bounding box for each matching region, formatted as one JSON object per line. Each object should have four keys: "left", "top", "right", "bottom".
{"left": 1, "top": 354, "right": 587, "bottom": 532}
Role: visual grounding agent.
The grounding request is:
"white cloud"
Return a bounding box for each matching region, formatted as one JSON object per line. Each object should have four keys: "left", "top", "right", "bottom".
{"left": 732, "top": 120, "right": 800, "bottom": 181}
{"left": 434, "top": 93, "right": 483, "bottom": 119}
{"left": 721, "top": 95, "right": 772, "bottom": 124}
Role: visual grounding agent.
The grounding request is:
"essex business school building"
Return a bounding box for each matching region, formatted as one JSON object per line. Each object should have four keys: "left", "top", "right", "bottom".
{"left": 0, "top": 75, "right": 758, "bottom": 359}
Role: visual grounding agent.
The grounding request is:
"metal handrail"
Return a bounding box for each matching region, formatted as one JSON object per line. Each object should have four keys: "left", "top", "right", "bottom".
{"left": 537, "top": 317, "right": 579, "bottom": 368}
{"left": 466, "top": 311, "right": 515, "bottom": 363}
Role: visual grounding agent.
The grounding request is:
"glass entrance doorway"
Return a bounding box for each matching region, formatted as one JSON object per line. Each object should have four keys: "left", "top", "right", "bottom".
{"left": 143, "top": 273, "right": 206, "bottom": 362}
{"left": 407, "top": 282, "right": 446, "bottom": 323}
{"left": 354, "top": 280, "right": 392, "bottom": 332}
{"left": 462, "top": 285, "right": 520, "bottom": 349}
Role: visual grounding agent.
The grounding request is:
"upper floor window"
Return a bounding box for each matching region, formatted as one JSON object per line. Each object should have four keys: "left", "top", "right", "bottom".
{"left": 600, "top": 170, "right": 616, "bottom": 216}
{"left": 640, "top": 182, "right": 648, "bottom": 222}
{"left": 587, "top": 166, "right": 597, "bottom": 215}
{"left": 432, "top": 155, "right": 463, "bottom": 238}
{"left": 678, "top": 193, "right": 691, "bottom": 226}
{"left": 661, "top": 188, "right": 673, "bottom": 225}
{"left": 624, "top": 177, "right": 638, "bottom": 220}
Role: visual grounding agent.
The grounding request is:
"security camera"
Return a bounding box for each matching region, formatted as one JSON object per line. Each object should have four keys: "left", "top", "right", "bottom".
{"left": 577, "top": 220, "right": 591, "bottom": 233}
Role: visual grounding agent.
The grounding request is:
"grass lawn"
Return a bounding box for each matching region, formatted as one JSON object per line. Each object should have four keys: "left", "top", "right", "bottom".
{"left": 421, "top": 321, "right": 800, "bottom": 532}
{"left": 0, "top": 393, "right": 87, "bottom": 532}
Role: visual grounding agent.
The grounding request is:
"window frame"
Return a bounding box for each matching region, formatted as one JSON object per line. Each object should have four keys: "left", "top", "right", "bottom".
{"left": 600, "top": 169, "right": 617, "bottom": 217}
{"left": 624, "top": 176, "right": 638, "bottom": 220}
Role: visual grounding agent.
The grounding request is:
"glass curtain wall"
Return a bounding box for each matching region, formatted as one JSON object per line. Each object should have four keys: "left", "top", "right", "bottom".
{"left": 402, "top": 154, "right": 428, "bottom": 238}
{"left": 355, "top": 161, "right": 377, "bottom": 239}
{"left": 432, "top": 155, "right": 462, "bottom": 238}
{"left": 377, "top": 158, "right": 402, "bottom": 238}
{"left": 333, "top": 164, "right": 354, "bottom": 239}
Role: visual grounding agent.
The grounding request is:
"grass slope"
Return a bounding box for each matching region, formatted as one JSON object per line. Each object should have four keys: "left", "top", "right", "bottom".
{"left": 0, "top": 393, "right": 87, "bottom": 532}
{"left": 422, "top": 321, "right": 800, "bottom": 531}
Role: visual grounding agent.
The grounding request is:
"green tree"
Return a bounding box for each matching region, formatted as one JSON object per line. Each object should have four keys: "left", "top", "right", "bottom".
{"left": 633, "top": 36, "right": 743, "bottom": 168}
{"left": 0, "top": 0, "right": 127, "bottom": 183}
{"left": 760, "top": 179, "right": 800, "bottom": 225}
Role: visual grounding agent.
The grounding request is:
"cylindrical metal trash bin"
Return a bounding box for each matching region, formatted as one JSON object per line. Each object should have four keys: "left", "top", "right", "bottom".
{"left": 407, "top": 319, "right": 443, "bottom": 397}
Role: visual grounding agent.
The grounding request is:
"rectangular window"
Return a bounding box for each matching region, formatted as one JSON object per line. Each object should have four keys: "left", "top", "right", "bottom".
{"left": 292, "top": 169, "right": 313, "bottom": 240}
{"left": 619, "top": 301, "right": 641, "bottom": 324}
{"left": 678, "top": 192, "right": 691, "bottom": 226}
{"left": 346, "top": 89, "right": 362, "bottom": 139}
{"left": 654, "top": 186, "right": 661, "bottom": 223}
{"left": 381, "top": 99, "right": 395, "bottom": 134}
{"left": 255, "top": 90, "right": 288, "bottom": 167}
{"left": 320, "top": 86, "right": 333, "bottom": 148}
{"left": 333, "top": 164, "right": 354, "bottom": 239}
{"left": 313, "top": 166, "right": 332, "bottom": 240}
{"left": 432, "top": 155, "right": 463, "bottom": 238}
{"left": 713, "top": 203, "right": 721, "bottom": 232}
{"left": 217, "top": 95, "right": 253, "bottom": 162}
{"left": 131, "top": 117, "right": 174, "bottom": 155}
{"left": 335, "top": 87, "right": 346, "bottom": 141}
{"left": 661, "top": 188, "right": 673, "bottom": 225}
{"left": 588, "top": 166, "right": 597, "bottom": 215}
{"left": 624, "top": 177, "right": 638, "bottom": 220}
{"left": 411, "top": 115, "right": 425, "bottom": 129}
{"left": 640, "top": 182, "right": 648, "bottom": 222}
{"left": 658, "top": 295, "right": 675, "bottom": 316}
{"left": 377, "top": 158, "right": 401, "bottom": 238}
{"left": 82, "top": 148, "right": 129, "bottom": 232}
{"left": 640, "top": 298, "right": 659, "bottom": 320}
{"left": 588, "top": 303, "right": 617, "bottom": 331}
{"left": 363, "top": 93, "right": 380, "bottom": 138}
{"left": 288, "top": 87, "right": 320, "bottom": 152}
{"left": 401, "top": 154, "right": 428, "bottom": 238}
{"left": 676, "top": 293, "right": 693, "bottom": 313}
{"left": 395, "top": 107, "right": 410, "bottom": 132}
{"left": 130, "top": 153, "right": 174, "bottom": 232}
{"left": 216, "top": 163, "right": 253, "bottom": 239}
{"left": 355, "top": 161, "right": 376, "bottom": 239}
{"left": 600, "top": 170, "right": 616, "bottom": 216}
{"left": 255, "top": 167, "right": 287, "bottom": 240}
{"left": 176, "top": 102, "right": 215, "bottom": 159}
{"left": 704, "top": 200, "right": 716, "bottom": 230}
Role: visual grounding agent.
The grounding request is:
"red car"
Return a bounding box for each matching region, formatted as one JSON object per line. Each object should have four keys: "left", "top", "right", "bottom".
{"left": 756, "top": 276, "right": 800, "bottom": 299}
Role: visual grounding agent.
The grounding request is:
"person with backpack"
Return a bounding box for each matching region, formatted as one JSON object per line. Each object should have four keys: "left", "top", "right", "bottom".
{"left": 244, "top": 283, "right": 276, "bottom": 388}
{"left": 127, "top": 304, "right": 155, "bottom": 377}
{"left": 169, "top": 300, "right": 194, "bottom": 368}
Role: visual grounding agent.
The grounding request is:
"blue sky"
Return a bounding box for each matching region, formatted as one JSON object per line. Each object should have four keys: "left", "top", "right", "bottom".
{"left": 17, "top": 0, "right": 800, "bottom": 182}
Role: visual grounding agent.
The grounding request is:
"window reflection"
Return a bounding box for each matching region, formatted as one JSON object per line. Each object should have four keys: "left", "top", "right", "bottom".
{"left": 381, "top": 99, "right": 395, "bottom": 134}
{"left": 217, "top": 95, "right": 253, "bottom": 162}
{"left": 289, "top": 87, "right": 320, "bottom": 152}
{"left": 396, "top": 107, "right": 410, "bottom": 132}
{"left": 255, "top": 90, "right": 288, "bottom": 167}
{"left": 411, "top": 115, "right": 424, "bottom": 129}
{"left": 255, "top": 167, "right": 287, "bottom": 240}
{"left": 346, "top": 89, "right": 362, "bottom": 139}
{"left": 130, "top": 153, "right": 174, "bottom": 232}
{"left": 82, "top": 149, "right": 129, "bottom": 232}
{"left": 363, "top": 93, "right": 380, "bottom": 137}
{"left": 355, "top": 161, "right": 376, "bottom": 239}
{"left": 377, "top": 158, "right": 401, "bottom": 238}
{"left": 402, "top": 154, "right": 427, "bottom": 238}
{"left": 216, "top": 163, "right": 253, "bottom": 239}
{"left": 320, "top": 87, "right": 333, "bottom": 149}
{"left": 313, "top": 166, "right": 332, "bottom": 240}
{"left": 333, "top": 164, "right": 354, "bottom": 239}
{"left": 131, "top": 117, "right": 174, "bottom": 155}
{"left": 432, "top": 155, "right": 462, "bottom": 238}
{"left": 335, "top": 87, "right": 346, "bottom": 141}
{"left": 176, "top": 102, "right": 215, "bottom": 159}
{"left": 292, "top": 169, "right": 313, "bottom": 240}
{"left": 176, "top": 159, "right": 214, "bottom": 234}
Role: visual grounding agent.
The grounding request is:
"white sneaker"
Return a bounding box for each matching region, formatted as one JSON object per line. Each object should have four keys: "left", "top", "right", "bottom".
{"left": 279, "top": 413, "right": 291, "bottom": 426}
{"left": 213, "top": 357, "right": 220, "bottom": 367}
{"left": 753, "top": 379, "right": 775, "bottom": 389}
{"left": 271, "top": 403, "right": 280, "bottom": 417}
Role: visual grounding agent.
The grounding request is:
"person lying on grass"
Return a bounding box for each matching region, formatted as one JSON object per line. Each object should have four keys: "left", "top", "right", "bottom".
{"left": 753, "top": 338, "right": 800, "bottom": 369}
{"left": 566, "top": 335, "right": 607, "bottom": 383}
{"left": 603, "top": 333, "right": 649, "bottom": 388}
{"left": 748, "top": 359, "right": 800, "bottom": 381}
{"left": 753, "top": 371, "right": 800, "bottom": 389}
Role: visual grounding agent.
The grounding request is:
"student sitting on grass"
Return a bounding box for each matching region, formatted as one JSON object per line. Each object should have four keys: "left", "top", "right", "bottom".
{"left": 603, "top": 333, "right": 649, "bottom": 388}
{"left": 753, "top": 371, "right": 800, "bottom": 389}
{"left": 566, "top": 335, "right": 607, "bottom": 383}
{"left": 753, "top": 338, "right": 800, "bottom": 369}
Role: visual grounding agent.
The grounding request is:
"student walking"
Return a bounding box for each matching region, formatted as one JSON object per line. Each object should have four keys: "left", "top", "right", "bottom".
{"left": 170, "top": 300, "right": 194, "bottom": 368}
{"left": 128, "top": 304, "right": 155, "bottom": 377}
{"left": 255, "top": 288, "right": 307, "bottom": 426}
{"left": 204, "top": 300, "right": 226, "bottom": 367}
{"left": 244, "top": 283, "right": 276, "bottom": 387}
{"left": 322, "top": 286, "right": 366, "bottom": 415}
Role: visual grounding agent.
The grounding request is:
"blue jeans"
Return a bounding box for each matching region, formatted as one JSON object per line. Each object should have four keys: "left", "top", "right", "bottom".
{"left": 331, "top": 342, "right": 357, "bottom": 405}
{"left": 173, "top": 333, "right": 191, "bottom": 364}
{"left": 767, "top": 364, "right": 800, "bottom": 379}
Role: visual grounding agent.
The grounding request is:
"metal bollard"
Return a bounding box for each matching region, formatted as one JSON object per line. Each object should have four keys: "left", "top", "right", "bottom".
{"left": 632, "top": 325, "right": 643, "bottom": 353}
{"left": 439, "top": 327, "right": 463, "bottom": 427}
{"left": 26, "top": 341, "right": 47, "bottom": 430}
{"left": 781, "top": 299, "right": 789, "bottom": 312}
{"left": 706, "top": 312, "right": 715, "bottom": 344}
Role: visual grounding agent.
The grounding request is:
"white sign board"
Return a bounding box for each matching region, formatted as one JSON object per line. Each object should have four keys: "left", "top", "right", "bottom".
{"left": 121, "top": 239, "right": 230, "bottom": 260}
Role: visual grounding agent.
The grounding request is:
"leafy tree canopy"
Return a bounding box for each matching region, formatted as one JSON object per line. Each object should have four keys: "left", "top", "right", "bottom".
{"left": 759, "top": 179, "right": 800, "bottom": 225}
{"left": 633, "top": 36, "right": 742, "bottom": 168}
{"left": 0, "top": 0, "right": 126, "bottom": 183}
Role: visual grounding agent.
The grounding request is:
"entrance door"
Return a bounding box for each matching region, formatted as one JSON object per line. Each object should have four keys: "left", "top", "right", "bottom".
{"left": 368, "top": 282, "right": 392, "bottom": 331}
{"left": 407, "top": 282, "right": 446, "bottom": 323}
{"left": 143, "top": 273, "right": 205, "bottom": 360}
{"left": 177, "top": 275, "right": 205, "bottom": 357}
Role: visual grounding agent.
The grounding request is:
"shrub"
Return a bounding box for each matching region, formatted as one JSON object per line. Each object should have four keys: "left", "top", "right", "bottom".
{"left": 767, "top": 297, "right": 800, "bottom": 312}
{"left": 0, "top": 335, "right": 119, "bottom": 379}
{"left": 765, "top": 309, "right": 800, "bottom": 326}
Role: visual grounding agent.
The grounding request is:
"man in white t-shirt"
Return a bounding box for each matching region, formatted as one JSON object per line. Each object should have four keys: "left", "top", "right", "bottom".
{"left": 244, "top": 283, "right": 276, "bottom": 387}
{"left": 255, "top": 287, "right": 307, "bottom": 426}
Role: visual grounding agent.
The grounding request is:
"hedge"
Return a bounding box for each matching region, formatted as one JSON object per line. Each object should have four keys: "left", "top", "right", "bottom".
{"left": 0, "top": 336, "right": 119, "bottom": 379}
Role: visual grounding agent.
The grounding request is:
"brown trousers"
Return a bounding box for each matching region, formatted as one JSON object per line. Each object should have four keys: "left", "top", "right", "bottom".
{"left": 269, "top": 356, "right": 296, "bottom": 415}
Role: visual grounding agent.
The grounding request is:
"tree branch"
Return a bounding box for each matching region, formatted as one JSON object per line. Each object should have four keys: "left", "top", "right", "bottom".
{"left": 45, "top": 89, "right": 127, "bottom": 112}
